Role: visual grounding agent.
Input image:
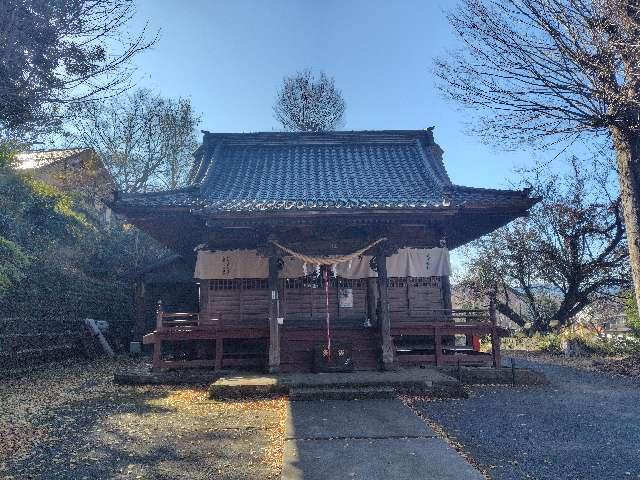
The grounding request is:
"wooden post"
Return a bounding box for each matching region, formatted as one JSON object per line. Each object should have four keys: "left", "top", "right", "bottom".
{"left": 434, "top": 326, "right": 443, "bottom": 367}
{"left": 215, "top": 335, "right": 223, "bottom": 369}
{"left": 156, "top": 300, "right": 164, "bottom": 331}
{"left": 375, "top": 252, "right": 395, "bottom": 370}
{"left": 152, "top": 300, "right": 164, "bottom": 371}
{"left": 489, "top": 294, "right": 501, "bottom": 368}
{"left": 440, "top": 238, "right": 452, "bottom": 318}
{"left": 366, "top": 277, "right": 379, "bottom": 326}
{"left": 441, "top": 275, "right": 453, "bottom": 315}
{"left": 268, "top": 255, "right": 281, "bottom": 373}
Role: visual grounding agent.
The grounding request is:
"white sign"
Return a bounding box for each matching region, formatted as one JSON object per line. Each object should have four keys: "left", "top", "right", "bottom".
{"left": 339, "top": 288, "right": 353, "bottom": 308}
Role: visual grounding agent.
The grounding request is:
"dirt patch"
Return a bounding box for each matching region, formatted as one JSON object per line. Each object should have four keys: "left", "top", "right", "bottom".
{"left": 0, "top": 357, "right": 287, "bottom": 480}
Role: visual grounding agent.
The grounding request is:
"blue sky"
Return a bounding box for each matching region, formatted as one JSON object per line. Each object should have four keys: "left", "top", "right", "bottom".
{"left": 128, "top": 0, "right": 551, "bottom": 191}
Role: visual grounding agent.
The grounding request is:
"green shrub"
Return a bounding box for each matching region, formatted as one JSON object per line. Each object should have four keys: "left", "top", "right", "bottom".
{"left": 548, "top": 331, "right": 640, "bottom": 357}
{"left": 23, "top": 176, "right": 90, "bottom": 229}
{"left": 500, "top": 332, "right": 563, "bottom": 353}
{"left": 0, "top": 236, "right": 29, "bottom": 295}
{"left": 0, "top": 140, "right": 21, "bottom": 169}
{"left": 576, "top": 336, "right": 640, "bottom": 356}
{"left": 538, "top": 333, "right": 563, "bottom": 354}
{"left": 502, "top": 329, "right": 640, "bottom": 356}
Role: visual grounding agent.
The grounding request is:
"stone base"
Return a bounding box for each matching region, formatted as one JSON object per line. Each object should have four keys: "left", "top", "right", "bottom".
{"left": 129, "top": 342, "right": 141, "bottom": 355}
{"left": 442, "top": 365, "right": 548, "bottom": 385}
{"left": 208, "top": 367, "right": 467, "bottom": 400}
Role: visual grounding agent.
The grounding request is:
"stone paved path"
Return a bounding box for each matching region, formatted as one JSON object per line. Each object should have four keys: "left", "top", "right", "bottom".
{"left": 281, "top": 399, "right": 483, "bottom": 480}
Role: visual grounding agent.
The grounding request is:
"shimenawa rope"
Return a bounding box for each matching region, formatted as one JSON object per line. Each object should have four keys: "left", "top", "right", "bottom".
{"left": 269, "top": 237, "right": 387, "bottom": 265}
{"left": 270, "top": 237, "right": 387, "bottom": 364}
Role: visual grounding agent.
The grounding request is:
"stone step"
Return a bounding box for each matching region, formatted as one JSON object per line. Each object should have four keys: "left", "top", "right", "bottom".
{"left": 289, "top": 386, "right": 397, "bottom": 401}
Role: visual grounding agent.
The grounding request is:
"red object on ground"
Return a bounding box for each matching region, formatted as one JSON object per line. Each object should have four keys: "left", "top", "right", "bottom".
{"left": 472, "top": 335, "right": 481, "bottom": 352}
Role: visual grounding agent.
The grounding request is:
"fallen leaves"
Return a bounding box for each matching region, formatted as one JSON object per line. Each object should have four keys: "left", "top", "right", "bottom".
{"left": 507, "top": 350, "right": 640, "bottom": 377}
{"left": 0, "top": 357, "right": 289, "bottom": 479}
{"left": 594, "top": 354, "right": 640, "bottom": 377}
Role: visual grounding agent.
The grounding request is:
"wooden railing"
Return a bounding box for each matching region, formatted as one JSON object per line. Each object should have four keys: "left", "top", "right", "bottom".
{"left": 156, "top": 301, "right": 199, "bottom": 331}
{"left": 451, "top": 308, "right": 493, "bottom": 324}
{"left": 147, "top": 299, "right": 503, "bottom": 371}
{"left": 393, "top": 299, "right": 502, "bottom": 368}
{"left": 450, "top": 298, "right": 497, "bottom": 325}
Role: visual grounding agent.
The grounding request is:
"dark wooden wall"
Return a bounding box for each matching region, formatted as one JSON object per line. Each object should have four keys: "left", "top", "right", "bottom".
{"left": 199, "top": 275, "right": 446, "bottom": 371}
{"left": 389, "top": 277, "right": 445, "bottom": 324}
{"left": 200, "top": 279, "right": 270, "bottom": 328}
{"left": 280, "top": 328, "right": 380, "bottom": 372}
{"left": 282, "top": 278, "right": 369, "bottom": 327}
{"left": 200, "top": 276, "right": 446, "bottom": 328}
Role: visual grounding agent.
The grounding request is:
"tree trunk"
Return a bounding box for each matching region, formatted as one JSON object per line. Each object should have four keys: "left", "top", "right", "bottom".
{"left": 611, "top": 128, "right": 640, "bottom": 314}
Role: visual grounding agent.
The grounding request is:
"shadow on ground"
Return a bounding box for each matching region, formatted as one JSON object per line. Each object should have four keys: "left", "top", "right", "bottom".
{"left": 0, "top": 357, "right": 285, "bottom": 480}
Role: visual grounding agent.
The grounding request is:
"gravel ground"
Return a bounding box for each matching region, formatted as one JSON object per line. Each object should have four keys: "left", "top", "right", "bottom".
{"left": 0, "top": 357, "right": 286, "bottom": 480}
{"left": 413, "top": 358, "right": 640, "bottom": 480}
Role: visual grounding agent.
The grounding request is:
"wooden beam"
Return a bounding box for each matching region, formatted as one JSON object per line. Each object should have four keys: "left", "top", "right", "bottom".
{"left": 156, "top": 359, "right": 217, "bottom": 369}
{"left": 375, "top": 252, "right": 395, "bottom": 370}
{"left": 396, "top": 354, "right": 436, "bottom": 364}
{"left": 268, "top": 254, "right": 281, "bottom": 373}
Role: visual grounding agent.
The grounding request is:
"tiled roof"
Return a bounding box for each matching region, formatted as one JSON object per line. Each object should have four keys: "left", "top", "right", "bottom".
{"left": 115, "top": 130, "right": 534, "bottom": 213}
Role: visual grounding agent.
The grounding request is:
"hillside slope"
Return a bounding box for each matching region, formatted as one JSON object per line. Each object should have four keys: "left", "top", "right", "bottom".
{"left": 0, "top": 168, "right": 162, "bottom": 343}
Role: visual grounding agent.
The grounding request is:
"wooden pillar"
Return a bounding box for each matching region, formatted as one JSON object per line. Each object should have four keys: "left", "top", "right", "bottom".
{"left": 156, "top": 300, "right": 164, "bottom": 331}
{"left": 268, "top": 255, "right": 281, "bottom": 373}
{"left": 152, "top": 300, "right": 164, "bottom": 371}
{"left": 440, "top": 238, "right": 452, "bottom": 317}
{"left": 434, "top": 326, "right": 443, "bottom": 367}
{"left": 489, "top": 294, "right": 501, "bottom": 368}
{"left": 215, "top": 335, "right": 223, "bottom": 369}
{"left": 441, "top": 275, "right": 453, "bottom": 314}
{"left": 366, "top": 277, "right": 379, "bottom": 326}
{"left": 375, "top": 252, "right": 395, "bottom": 370}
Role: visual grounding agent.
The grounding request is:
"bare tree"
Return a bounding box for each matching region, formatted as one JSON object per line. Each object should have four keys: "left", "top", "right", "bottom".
{"left": 437, "top": 0, "right": 640, "bottom": 311}
{"left": 67, "top": 89, "right": 200, "bottom": 193}
{"left": 0, "top": 0, "right": 155, "bottom": 131}
{"left": 274, "top": 69, "right": 346, "bottom": 132}
{"left": 461, "top": 157, "right": 629, "bottom": 333}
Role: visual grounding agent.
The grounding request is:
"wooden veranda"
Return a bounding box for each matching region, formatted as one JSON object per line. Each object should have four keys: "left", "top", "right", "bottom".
{"left": 143, "top": 292, "right": 505, "bottom": 372}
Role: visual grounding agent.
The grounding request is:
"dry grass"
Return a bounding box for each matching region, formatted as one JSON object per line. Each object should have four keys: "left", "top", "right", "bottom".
{"left": 0, "top": 357, "right": 288, "bottom": 480}
{"left": 505, "top": 349, "right": 640, "bottom": 375}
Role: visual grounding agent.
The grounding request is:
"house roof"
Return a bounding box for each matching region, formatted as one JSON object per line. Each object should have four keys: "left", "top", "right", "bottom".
{"left": 115, "top": 130, "right": 535, "bottom": 214}
{"left": 14, "top": 148, "right": 91, "bottom": 170}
